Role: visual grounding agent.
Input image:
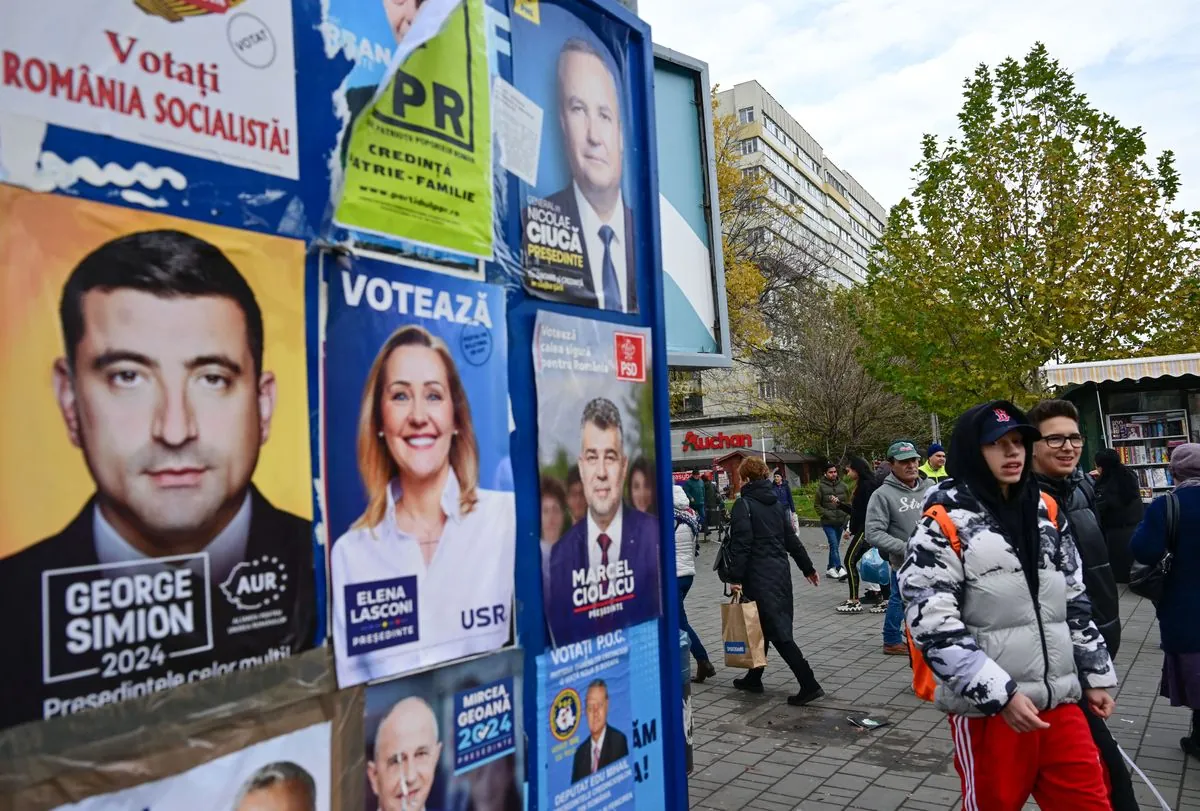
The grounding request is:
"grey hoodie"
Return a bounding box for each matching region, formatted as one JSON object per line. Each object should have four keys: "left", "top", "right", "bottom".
{"left": 865, "top": 473, "right": 934, "bottom": 568}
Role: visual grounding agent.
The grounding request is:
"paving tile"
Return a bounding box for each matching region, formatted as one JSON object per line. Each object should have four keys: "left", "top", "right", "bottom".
{"left": 769, "top": 773, "right": 825, "bottom": 800}
{"left": 850, "top": 786, "right": 911, "bottom": 811}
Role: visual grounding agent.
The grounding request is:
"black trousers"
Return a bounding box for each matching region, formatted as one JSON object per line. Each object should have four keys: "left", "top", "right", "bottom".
{"left": 844, "top": 532, "right": 870, "bottom": 601}
{"left": 746, "top": 638, "right": 820, "bottom": 693}
{"left": 1081, "top": 700, "right": 1139, "bottom": 811}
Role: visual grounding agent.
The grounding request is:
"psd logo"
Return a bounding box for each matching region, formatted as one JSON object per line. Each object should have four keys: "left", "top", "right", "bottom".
{"left": 550, "top": 687, "right": 581, "bottom": 741}
{"left": 614, "top": 332, "right": 646, "bottom": 382}
{"left": 134, "top": 0, "right": 248, "bottom": 21}
{"left": 220, "top": 555, "right": 289, "bottom": 611}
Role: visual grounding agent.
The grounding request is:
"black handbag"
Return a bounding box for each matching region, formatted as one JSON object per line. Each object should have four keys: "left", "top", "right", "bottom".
{"left": 1128, "top": 493, "right": 1180, "bottom": 603}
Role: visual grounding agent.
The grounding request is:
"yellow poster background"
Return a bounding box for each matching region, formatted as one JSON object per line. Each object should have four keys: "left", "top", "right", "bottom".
{"left": 0, "top": 185, "right": 312, "bottom": 558}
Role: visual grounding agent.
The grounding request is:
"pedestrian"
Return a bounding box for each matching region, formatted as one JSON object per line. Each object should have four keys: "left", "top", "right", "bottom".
{"left": 837, "top": 456, "right": 883, "bottom": 614}
{"left": 673, "top": 485, "right": 716, "bottom": 683}
{"left": 772, "top": 470, "right": 796, "bottom": 515}
{"left": 1028, "top": 401, "right": 1136, "bottom": 809}
{"left": 919, "top": 443, "right": 949, "bottom": 482}
{"left": 1093, "top": 447, "right": 1145, "bottom": 583}
{"left": 726, "top": 456, "right": 824, "bottom": 706}
{"left": 874, "top": 459, "right": 893, "bottom": 485}
{"left": 703, "top": 472, "right": 722, "bottom": 536}
{"left": 1029, "top": 399, "right": 1121, "bottom": 656}
{"left": 865, "top": 441, "right": 933, "bottom": 655}
{"left": 1131, "top": 443, "right": 1200, "bottom": 759}
{"left": 682, "top": 468, "right": 706, "bottom": 529}
{"left": 815, "top": 463, "right": 851, "bottom": 579}
{"left": 901, "top": 400, "right": 1117, "bottom": 810}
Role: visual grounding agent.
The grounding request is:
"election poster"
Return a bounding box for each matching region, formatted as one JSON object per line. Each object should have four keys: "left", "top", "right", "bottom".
{"left": 0, "top": 186, "right": 315, "bottom": 731}
{"left": 511, "top": 0, "right": 642, "bottom": 313}
{"left": 52, "top": 721, "right": 331, "bottom": 810}
{"left": 363, "top": 649, "right": 524, "bottom": 811}
{"left": 535, "top": 621, "right": 664, "bottom": 810}
{"left": 0, "top": 0, "right": 300, "bottom": 179}
{"left": 323, "top": 252, "right": 514, "bottom": 688}
{"left": 534, "top": 312, "right": 660, "bottom": 649}
{"left": 331, "top": 0, "right": 494, "bottom": 260}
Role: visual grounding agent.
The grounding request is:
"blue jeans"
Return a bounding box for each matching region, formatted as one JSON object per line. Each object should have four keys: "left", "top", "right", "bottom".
{"left": 678, "top": 576, "right": 709, "bottom": 662}
{"left": 883, "top": 569, "right": 904, "bottom": 645}
{"left": 822, "top": 524, "right": 844, "bottom": 570}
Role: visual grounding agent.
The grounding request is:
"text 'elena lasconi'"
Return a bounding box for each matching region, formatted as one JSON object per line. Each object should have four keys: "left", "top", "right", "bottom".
{"left": 340, "top": 270, "right": 493, "bottom": 328}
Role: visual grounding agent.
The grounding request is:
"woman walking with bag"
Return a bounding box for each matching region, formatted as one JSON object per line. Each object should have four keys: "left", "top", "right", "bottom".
{"left": 838, "top": 456, "right": 884, "bottom": 614}
{"left": 674, "top": 485, "right": 716, "bottom": 682}
{"left": 1093, "top": 448, "right": 1145, "bottom": 583}
{"left": 726, "top": 456, "right": 824, "bottom": 706}
{"left": 1131, "top": 443, "right": 1200, "bottom": 758}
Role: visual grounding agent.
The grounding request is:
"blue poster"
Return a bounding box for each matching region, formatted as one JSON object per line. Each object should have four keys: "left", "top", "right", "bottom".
{"left": 323, "top": 252, "right": 514, "bottom": 687}
{"left": 364, "top": 649, "right": 524, "bottom": 811}
{"left": 534, "top": 311, "right": 661, "bottom": 649}
{"left": 535, "top": 621, "right": 663, "bottom": 810}
{"left": 511, "top": 0, "right": 643, "bottom": 313}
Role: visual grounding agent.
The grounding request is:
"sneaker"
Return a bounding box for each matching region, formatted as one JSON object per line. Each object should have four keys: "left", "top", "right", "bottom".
{"left": 826, "top": 567, "right": 840, "bottom": 579}
{"left": 692, "top": 660, "right": 717, "bottom": 683}
{"left": 836, "top": 600, "right": 863, "bottom": 614}
{"left": 733, "top": 676, "right": 764, "bottom": 694}
{"left": 860, "top": 591, "right": 882, "bottom": 605}
{"left": 883, "top": 643, "right": 908, "bottom": 655}
{"left": 787, "top": 686, "right": 825, "bottom": 707}
{"left": 869, "top": 603, "right": 887, "bottom": 613}
{"left": 836, "top": 567, "right": 848, "bottom": 580}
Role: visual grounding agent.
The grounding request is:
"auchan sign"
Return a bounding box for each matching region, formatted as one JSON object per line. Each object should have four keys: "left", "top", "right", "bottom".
{"left": 681, "top": 430, "right": 753, "bottom": 452}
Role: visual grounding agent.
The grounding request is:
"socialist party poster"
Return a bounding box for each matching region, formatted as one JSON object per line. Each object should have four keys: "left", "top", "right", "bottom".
{"left": 533, "top": 312, "right": 660, "bottom": 649}
{"left": 51, "top": 722, "right": 331, "bottom": 810}
{"left": 0, "top": 187, "right": 315, "bottom": 732}
{"left": 0, "top": 0, "right": 299, "bottom": 179}
{"left": 323, "top": 253, "right": 514, "bottom": 687}
{"left": 536, "top": 621, "right": 664, "bottom": 810}
{"left": 512, "top": 0, "right": 643, "bottom": 314}
{"left": 331, "top": 0, "right": 494, "bottom": 260}
{"left": 363, "top": 649, "right": 524, "bottom": 811}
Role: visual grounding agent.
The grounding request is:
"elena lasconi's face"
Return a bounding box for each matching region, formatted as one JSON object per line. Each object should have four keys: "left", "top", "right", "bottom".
{"left": 379, "top": 344, "right": 456, "bottom": 485}
{"left": 54, "top": 289, "right": 273, "bottom": 553}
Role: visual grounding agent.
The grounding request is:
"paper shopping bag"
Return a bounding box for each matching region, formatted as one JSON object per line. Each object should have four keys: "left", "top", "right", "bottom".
{"left": 721, "top": 596, "right": 767, "bottom": 669}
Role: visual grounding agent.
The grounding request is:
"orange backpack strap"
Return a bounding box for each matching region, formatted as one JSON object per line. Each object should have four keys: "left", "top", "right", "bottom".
{"left": 923, "top": 503, "right": 962, "bottom": 558}
{"left": 911, "top": 502, "right": 962, "bottom": 703}
{"left": 1040, "top": 492, "right": 1060, "bottom": 527}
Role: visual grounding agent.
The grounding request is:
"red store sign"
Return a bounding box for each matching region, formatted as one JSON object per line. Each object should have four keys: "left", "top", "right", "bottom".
{"left": 681, "top": 430, "right": 753, "bottom": 452}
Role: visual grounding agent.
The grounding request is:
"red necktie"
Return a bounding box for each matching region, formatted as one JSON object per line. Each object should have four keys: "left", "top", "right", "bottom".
{"left": 597, "top": 534, "right": 612, "bottom": 567}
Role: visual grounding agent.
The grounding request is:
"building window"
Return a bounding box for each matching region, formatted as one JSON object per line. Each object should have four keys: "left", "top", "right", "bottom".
{"left": 758, "top": 379, "right": 778, "bottom": 401}
{"left": 739, "top": 138, "right": 759, "bottom": 155}
{"left": 827, "top": 172, "right": 849, "bottom": 199}
{"left": 738, "top": 106, "right": 755, "bottom": 124}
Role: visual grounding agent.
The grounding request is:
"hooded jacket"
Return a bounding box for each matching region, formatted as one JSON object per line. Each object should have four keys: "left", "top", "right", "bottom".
{"left": 865, "top": 473, "right": 934, "bottom": 568}
{"left": 727, "top": 479, "right": 815, "bottom": 645}
{"left": 1034, "top": 469, "right": 1121, "bottom": 658}
{"left": 899, "top": 401, "right": 1116, "bottom": 717}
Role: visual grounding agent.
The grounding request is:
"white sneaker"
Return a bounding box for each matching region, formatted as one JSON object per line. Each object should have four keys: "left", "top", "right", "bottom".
{"left": 837, "top": 567, "right": 848, "bottom": 580}
{"left": 826, "top": 567, "right": 840, "bottom": 579}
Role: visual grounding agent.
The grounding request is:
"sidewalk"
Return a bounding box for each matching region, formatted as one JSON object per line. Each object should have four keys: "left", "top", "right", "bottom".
{"left": 684, "top": 527, "right": 1200, "bottom": 810}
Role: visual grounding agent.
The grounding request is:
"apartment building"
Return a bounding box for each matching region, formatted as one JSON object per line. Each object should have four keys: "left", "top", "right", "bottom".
{"left": 670, "top": 81, "right": 889, "bottom": 486}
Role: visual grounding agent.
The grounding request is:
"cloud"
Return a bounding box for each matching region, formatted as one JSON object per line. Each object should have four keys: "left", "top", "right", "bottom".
{"left": 640, "top": 0, "right": 1200, "bottom": 210}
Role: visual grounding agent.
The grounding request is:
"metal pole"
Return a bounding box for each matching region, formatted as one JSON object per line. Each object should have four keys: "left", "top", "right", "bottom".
{"left": 930, "top": 413, "right": 941, "bottom": 445}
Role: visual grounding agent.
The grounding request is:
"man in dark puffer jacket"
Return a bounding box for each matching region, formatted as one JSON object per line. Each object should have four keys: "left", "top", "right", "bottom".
{"left": 1030, "top": 399, "right": 1136, "bottom": 811}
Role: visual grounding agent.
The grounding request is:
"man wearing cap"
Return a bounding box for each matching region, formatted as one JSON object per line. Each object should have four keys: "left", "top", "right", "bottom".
{"left": 919, "top": 444, "right": 949, "bottom": 482}
{"left": 865, "top": 441, "right": 934, "bottom": 654}
{"left": 682, "top": 469, "right": 706, "bottom": 529}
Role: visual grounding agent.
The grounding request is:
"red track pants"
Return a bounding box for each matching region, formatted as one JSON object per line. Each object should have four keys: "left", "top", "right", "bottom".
{"left": 948, "top": 703, "right": 1110, "bottom": 811}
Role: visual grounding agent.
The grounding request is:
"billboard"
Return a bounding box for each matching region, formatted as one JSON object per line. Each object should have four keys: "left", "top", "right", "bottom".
{"left": 651, "top": 46, "right": 729, "bottom": 369}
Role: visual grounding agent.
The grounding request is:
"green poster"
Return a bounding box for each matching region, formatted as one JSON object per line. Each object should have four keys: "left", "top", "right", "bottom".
{"left": 335, "top": 0, "right": 492, "bottom": 260}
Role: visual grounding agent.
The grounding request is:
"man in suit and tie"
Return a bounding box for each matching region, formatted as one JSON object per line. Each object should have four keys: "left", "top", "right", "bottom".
{"left": 523, "top": 38, "right": 637, "bottom": 313}
{"left": 571, "top": 679, "right": 629, "bottom": 783}
{"left": 546, "top": 398, "right": 660, "bottom": 647}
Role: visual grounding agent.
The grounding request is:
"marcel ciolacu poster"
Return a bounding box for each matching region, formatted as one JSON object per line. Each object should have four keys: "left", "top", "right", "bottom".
{"left": 324, "top": 253, "right": 514, "bottom": 688}
{"left": 331, "top": 0, "right": 494, "bottom": 260}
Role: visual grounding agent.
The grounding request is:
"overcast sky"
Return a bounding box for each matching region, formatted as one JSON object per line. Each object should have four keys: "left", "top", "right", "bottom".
{"left": 639, "top": 0, "right": 1200, "bottom": 213}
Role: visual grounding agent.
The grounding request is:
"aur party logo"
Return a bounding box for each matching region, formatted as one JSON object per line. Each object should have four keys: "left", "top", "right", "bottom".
{"left": 220, "top": 555, "right": 289, "bottom": 611}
